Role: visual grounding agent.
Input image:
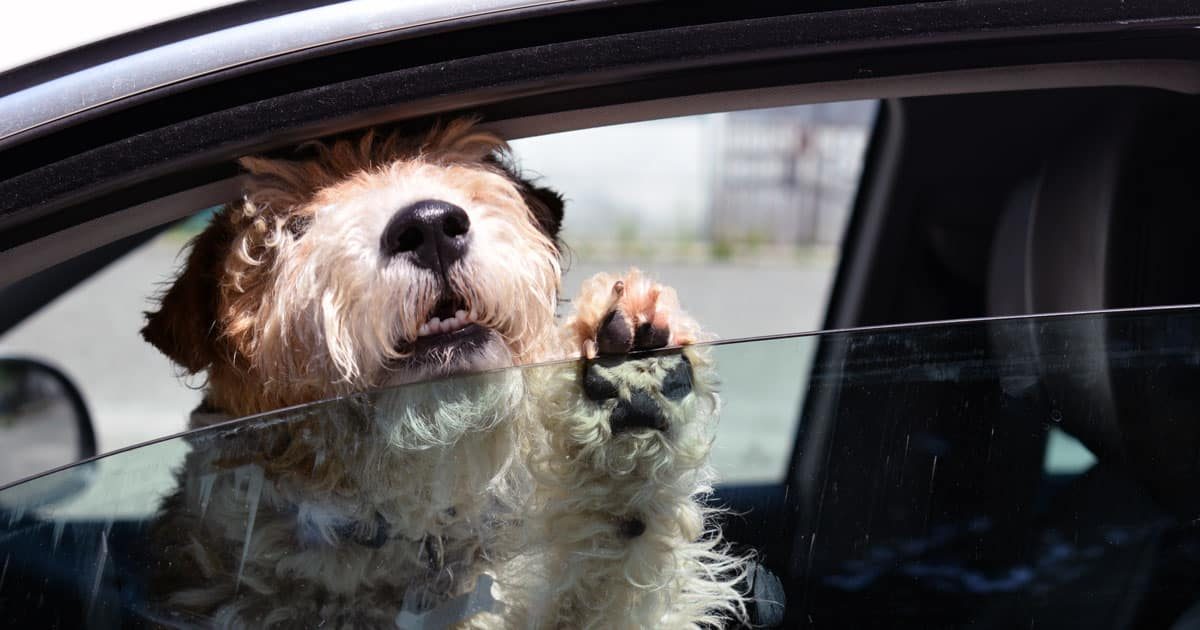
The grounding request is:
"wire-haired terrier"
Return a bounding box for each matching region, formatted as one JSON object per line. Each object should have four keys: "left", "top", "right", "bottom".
{"left": 142, "top": 119, "right": 747, "bottom": 628}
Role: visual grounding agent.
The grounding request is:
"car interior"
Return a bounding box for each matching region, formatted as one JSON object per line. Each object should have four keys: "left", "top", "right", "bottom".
{"left": 4, "top": 3, "right": 1200, "bottom": 625}
{"left": 718, "top": 86, "right": 1200, "bottom": 627}
{"left": 4, "top": 82, "right": 1200, "bottom": 628}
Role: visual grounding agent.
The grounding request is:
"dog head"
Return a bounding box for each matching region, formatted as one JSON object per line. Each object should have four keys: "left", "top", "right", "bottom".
{"left": 143, "top": 119, "right": 565, "bottom": 416}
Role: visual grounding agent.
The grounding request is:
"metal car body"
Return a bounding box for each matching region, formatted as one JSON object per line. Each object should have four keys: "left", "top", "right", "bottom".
{"left": 3, "top": 1, "right": 1200, "bottom": 627}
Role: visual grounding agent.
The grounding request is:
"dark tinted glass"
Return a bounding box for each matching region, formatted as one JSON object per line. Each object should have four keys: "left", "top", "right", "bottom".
{"left": 1, "top": 307, "right": 1198, "bottom": 628}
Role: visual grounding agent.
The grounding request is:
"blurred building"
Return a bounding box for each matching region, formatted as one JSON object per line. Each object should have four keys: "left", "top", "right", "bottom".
{"left": 707, "top": 101, "right": 875, "bottom": 246}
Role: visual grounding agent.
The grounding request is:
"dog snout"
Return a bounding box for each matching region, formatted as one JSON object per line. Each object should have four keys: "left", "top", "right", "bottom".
{"left": 381, "top": 199, "right": 471, "bottom": 270}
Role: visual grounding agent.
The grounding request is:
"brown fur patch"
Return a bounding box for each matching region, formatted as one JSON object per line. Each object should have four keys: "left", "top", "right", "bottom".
{"left": 142, "top": 215, "right": 234, "bottom": 373}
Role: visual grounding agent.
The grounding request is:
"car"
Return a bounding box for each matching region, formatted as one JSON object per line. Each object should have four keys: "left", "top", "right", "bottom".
{"left": 3, "top": 0, "right": 1200, "bottom": 627}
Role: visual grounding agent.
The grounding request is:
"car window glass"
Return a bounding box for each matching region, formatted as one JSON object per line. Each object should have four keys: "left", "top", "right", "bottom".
{"left": 1, "top": 307, "right": 1197, "bottom": 627}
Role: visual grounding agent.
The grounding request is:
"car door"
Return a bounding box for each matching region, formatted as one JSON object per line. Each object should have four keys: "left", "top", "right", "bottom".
{"left": 5, "top": 306, "right": 1200, "bottom": 627}
{"left": 4, "top": 2, "right": 1200, "bottom": 628}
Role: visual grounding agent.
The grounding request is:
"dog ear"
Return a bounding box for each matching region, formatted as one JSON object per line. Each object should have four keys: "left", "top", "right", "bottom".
{"left": 487, "top": 155, "right": 565, "bottom": 241}
{"left": 521, "top": 183, "right": 565, "bottom": 241}
{"left": 142, "top": 215, "right": 233, "bottom": 373}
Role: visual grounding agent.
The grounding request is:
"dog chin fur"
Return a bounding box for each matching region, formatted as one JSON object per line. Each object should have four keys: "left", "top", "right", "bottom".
{"left": 142, "top": 119, "right": 748, "bottom": 628}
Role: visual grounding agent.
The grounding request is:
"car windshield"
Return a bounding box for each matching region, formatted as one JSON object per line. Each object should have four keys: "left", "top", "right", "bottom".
{"left": 2, "top": 306, "right": 1199, "bottom": 627}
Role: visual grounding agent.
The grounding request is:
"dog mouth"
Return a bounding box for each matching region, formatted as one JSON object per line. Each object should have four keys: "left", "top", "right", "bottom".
{"left": 395, "top": 292, "right": 492, "bottom": 356}
{"left": 383, "top": 289, "right": 512, "bottom": 384}
{"left": 417, "top": 294, "right": 475, "bottom": 338}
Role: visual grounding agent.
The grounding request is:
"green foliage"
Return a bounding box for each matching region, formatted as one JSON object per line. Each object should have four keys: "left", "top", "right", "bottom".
{"left": 165, "top": 205, "right": 222, "bottom": 241}
{"left": 710, "top": 237, "right": 734, "bottom": 261}
{"left": 616, "top": 217, "right": 639, "bottom": 254}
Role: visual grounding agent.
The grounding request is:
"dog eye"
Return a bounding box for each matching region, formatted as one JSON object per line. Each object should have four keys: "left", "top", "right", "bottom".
{"left": 285, "top": 215, "right": 312, "bottom": 238}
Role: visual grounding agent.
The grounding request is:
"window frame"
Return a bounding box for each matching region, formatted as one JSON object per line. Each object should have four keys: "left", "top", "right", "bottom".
{"left": 3, "top": 0, "right": 1200, "bottom": 287}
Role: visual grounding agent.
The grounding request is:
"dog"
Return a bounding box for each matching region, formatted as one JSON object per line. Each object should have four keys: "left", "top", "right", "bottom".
{"left": 141, "top": 119, "right": 747, "bottom": 628}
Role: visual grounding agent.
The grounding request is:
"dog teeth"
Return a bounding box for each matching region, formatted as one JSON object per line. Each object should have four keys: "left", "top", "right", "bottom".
{"left": 417, "top": 311, "right": 475, "bottom": 337}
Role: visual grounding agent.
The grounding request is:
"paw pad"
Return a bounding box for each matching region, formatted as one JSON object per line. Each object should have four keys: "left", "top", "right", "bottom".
{"left": 609, "top": 389, "right": 669, "bottom": 432}
{"left": 596, "top": 308, "right": 671, "bottom": 356}
{"left": 583, "top": 354, "right": 693, "bottom": 434}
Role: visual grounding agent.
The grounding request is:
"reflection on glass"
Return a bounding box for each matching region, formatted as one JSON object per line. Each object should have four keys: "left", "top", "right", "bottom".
{"left": 0, "top": 362, "right": 84, "bottom": 485}
{"left": 2, "top": 307, "right": 1200, "bottom": 628}
{"left": 1043, "top": 427, "right": 1097, "bottom": 475}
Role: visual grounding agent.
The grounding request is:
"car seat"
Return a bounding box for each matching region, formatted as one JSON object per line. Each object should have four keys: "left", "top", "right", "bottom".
{"left": 983, "top": 92, "right": 1200, "bottom": 628}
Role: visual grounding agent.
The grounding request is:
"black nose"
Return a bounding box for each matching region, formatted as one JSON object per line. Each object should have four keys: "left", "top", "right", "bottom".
{"left": 381, "top": 199, "right": 471, "bottom": 271}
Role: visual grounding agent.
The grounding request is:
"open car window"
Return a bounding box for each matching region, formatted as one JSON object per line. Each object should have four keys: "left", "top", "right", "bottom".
{"left": 0, "top": 101, "right": 876, "bottom": 480}
{"left": 3, "top": 306, "right": 1200, "bottom": 627}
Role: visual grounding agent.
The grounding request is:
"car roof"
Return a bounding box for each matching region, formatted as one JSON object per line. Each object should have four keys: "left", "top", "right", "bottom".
{"left": 1, "top": 0, "right": 1199, "bottom": 291}
{"left": 0, "top": 0, "right": 593, "bottom": 147}
{"left": 0, "top": 0, "right": 242, "bottom": 78}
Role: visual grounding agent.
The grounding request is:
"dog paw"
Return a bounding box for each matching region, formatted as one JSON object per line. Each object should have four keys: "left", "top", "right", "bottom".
{"left": 566, "top": 269, "right": 709, "bottom": 438}
{"left": 534, "top": 271, "right": 735, "bottom": 628}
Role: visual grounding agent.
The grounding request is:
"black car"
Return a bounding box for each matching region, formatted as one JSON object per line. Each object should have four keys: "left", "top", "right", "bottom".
{"left": 3, "top": 1, "right": 1200, "bottom": 627}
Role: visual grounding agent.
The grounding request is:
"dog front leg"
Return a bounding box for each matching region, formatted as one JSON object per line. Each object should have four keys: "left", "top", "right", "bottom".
{"left": 524, "top": 269, "right": 747, "bottom": 629}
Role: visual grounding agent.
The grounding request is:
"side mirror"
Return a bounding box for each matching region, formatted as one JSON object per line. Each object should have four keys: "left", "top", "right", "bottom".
{"left": 0, "top": 358, "right": 97, "bottom": 504}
